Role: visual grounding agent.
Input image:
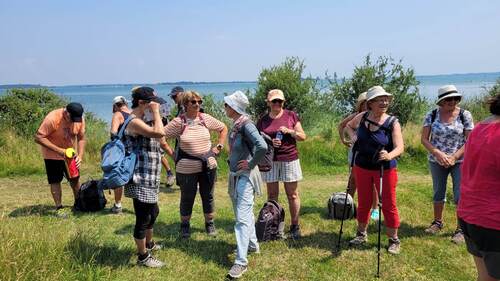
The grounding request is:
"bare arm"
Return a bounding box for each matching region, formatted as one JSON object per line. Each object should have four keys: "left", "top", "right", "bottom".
{"left": 110, "top": 112, "right": 123, "bottom": 135}
{"left": 451, "top": 129, "right": 472, "bottom": 162}
{"left": 212, "top": 124, "right": 228, "bottom": 155}
{"left": 127, "top": 103, "right": 165, "bottom": 138}
{"left": 34, "top": 133, "right": 66, "bottom": 157}
{"left": 345, "top": 112, "right": 364, "bottom": 144}
{"left": 421, "top": 126, "right": 451, "bottom": 167}
{"left": 387, "top": 121, "right": 404, "bottom": 159}
{"left": 338, "top": 113, "right": 357, "bottom": 146}
{"left": 160, "top": 137, "right": 174, "bottom": 157}
{"left": 279, "top": 121, "right": 306, "bottom": 141}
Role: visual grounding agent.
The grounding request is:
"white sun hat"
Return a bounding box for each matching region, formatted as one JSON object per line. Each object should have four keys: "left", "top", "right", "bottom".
{"left": 436, "top": 85, "right": 462, "bottom": 105}
{"left": 112, "top": 96, "right": 128, "bottom": 105}
{"left": 224, "top": 90, "right": 249, "bottom": 115}
{"left": 366, "top": 86, "right": 393, "bottom": 102}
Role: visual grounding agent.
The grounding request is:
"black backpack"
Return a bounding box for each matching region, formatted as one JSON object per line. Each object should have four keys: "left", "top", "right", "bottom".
{"left": 75, "top": 180, "right": 107, "bottom": 212}
{"left": 255, "top": 200, "right": 285, "bottom": 242}
{"left": 328, "top": 192, "right": 356, "bottom": 220}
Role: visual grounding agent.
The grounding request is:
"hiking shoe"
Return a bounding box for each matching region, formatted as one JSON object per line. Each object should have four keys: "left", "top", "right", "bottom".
{"left": 55, "top": 206, "right": 69, "bottom": 218}
{"left": 289, "top": 224, "right": 301, "bottom": 240}
{"left": 137, "top": 254, "right": 165, "bottom": 268}
{"left": 166, "top": 174, "right": 175, "bottom": 187}
{"left": 424, "top": 220, "right": 444, "bottom": 234}
{"left": 451, "top": 229, "right": 465, "bottom": 244}
{"left": 349, "top": 231, "right": 368, "bottom": 247}
{"left": 205, "top": 220, "right": 217, "bottom": 236}
{"left": 370, "top": 209, "right": 380, "bottom": 220}
{"left": 387, "top": 237, "right": 401, "bottom": 255}
{"left": 111, "top": 204, "right": 122, "bottom": 214}
{"left": 146, "top": 241, "right": 162, "bottom": 252}
{"left": 180, "top": 221, "right": 190, "bottom": 239}
{"left": 227, "top": 264, "right": 248, "bottom": 279}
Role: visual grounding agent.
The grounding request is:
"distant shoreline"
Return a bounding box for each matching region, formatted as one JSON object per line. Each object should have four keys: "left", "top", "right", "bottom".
{"left": 1, "top": 71, "right": 499, "bottom": 89}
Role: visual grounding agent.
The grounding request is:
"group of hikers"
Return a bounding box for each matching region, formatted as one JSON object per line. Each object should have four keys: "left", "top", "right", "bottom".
{"left": 34, "top": 84, "right": 500, "bottom": 280}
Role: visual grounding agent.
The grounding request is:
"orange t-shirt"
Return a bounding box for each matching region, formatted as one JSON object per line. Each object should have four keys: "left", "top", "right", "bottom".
{"left": 36, "top": 108, "right": 85, "bottom": 160}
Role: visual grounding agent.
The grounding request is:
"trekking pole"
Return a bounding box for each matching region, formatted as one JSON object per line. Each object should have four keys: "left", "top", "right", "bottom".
{"left": 376, "top": 163, "right": 384, "bottom": 278}
{"left": 336, "top": 148, "right": 357, "bottom": 252}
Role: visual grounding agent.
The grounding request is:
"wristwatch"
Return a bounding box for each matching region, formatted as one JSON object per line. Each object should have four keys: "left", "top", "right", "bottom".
{"left": 216, "top": 144, "right": 224, "bottom": 150}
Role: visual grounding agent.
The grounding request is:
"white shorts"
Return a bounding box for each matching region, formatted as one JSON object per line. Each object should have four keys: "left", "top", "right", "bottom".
{"left": 261, "top": 159, "right": 303, "bottom": 183}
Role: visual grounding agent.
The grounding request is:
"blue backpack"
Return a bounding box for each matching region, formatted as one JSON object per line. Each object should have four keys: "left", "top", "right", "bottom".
{"left": 99, "top": 116, "right": 138, "bottom": 189}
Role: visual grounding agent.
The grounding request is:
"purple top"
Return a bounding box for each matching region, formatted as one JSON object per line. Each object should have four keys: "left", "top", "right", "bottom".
{"left": 257, "top": 109, "right": 300, "bottom": 162}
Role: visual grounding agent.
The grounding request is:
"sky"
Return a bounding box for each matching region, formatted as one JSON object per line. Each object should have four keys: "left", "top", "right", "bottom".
{"left": 1, "top": 0, "right": 499, "bottom": 86}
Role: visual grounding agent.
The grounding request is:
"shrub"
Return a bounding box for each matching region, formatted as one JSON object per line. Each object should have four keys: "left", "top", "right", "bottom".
{"left": 0, "top": 88, "right": 67, "bottom": 137}
{"left": 328, "top": 55, "right": 426, "bottom": 125}
{"left": 248, "top": 57, "right": 319, "bottom": 127}
{"left": 461, "top": 78, "right": 500, "bottom": 122}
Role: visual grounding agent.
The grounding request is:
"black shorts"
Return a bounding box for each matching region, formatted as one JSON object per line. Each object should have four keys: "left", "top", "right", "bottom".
{"left": 44, "top": 159, "right": 78, "bottom": 184}
{"left": 459, "top": 218, "right": 500, "bottom": 279}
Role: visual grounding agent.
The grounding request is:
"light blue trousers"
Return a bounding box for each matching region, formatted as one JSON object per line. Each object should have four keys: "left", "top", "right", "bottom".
{"left": 231, "top": 175, "right": 259, "bottom": 266}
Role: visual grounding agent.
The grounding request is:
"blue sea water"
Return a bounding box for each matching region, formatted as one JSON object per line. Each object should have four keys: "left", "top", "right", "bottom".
{"left": 1, "top": 73, "right": 499, "bottom": 123}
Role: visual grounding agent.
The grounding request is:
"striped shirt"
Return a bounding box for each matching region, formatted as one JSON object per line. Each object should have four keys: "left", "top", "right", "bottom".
{"left": 164, "top": 113, "right": 225, "bottom": 174}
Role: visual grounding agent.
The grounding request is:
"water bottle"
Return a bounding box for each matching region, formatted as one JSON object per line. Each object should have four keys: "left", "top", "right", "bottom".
{"left": 276, "top": 131, "right": 283, "bottom": 140}
{"left": 65, "top": 148, "right": 79, "bottom": 179}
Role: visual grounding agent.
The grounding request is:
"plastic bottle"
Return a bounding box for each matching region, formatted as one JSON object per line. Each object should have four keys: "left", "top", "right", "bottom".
{"left": 65, "top": 148, "right": 79, "bottom": 179}
{"left": 276, "top": 131, "right": 283, "bottom": 140}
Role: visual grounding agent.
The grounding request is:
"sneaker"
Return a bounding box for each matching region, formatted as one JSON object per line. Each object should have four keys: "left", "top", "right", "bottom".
{"left": 233, "top": 246, "right": 260, "bottom": 255}
{"left": 227, "top": 264, "right": 248, "bottom": 279}
{"left": 370, "top": 209, "right": 380, "bottom": 220}
{"left": 424, "top": 220, "right": 444, "bottom": 234}
{"left": 166, "top": 174, "right": 175, "bottom": 187}
{"left": 349, "top": 231, "right": 368, "bottom": 247}
{"left": 451, "top": 229, "right": 465, "bottom": 244}
{"left": 180, "top": 221, "right": 190, "bottom": 239}
{"left": 146, "top": 241, "right": 162, "bottom": 252}
{"left": 205, "top": 220, "right": 217, "bottom": 236}
{"left": 387, "top": 237, "right": 401, "bottom": 255}
{"left": 111, "top": 204, "right": 122, "bottom": 214}
{"left": 55, "top": 206, "right": 69, "bottom": 218}
{"left": 289, "top": 224, "right": 301, "bottom": 240}
{"left": 137, "top": 253, "right": 165, "bottom": 268}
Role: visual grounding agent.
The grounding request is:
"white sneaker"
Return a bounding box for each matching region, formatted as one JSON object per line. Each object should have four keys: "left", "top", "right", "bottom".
{"left": 166, "top": 174, "right": 175, "bottom": 187}
{"left": 227, "top": 264, "right": 247, "bottom": 279}
{"left": 137, "top": 254, "right": 165, "bottom": 268}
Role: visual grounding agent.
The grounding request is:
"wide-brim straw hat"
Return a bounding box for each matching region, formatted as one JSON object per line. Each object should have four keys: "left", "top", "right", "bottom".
{"left": 366, "top": 86, "right": 393, "bottom": 102}
{"left": 224, "top": 90, "right": 249, "bottom": 115}
{"left": 355, "top": 92, "right": 367, "bottom": 110}
{"left": 436, "top": 85, "right": 462, "bottom": 105}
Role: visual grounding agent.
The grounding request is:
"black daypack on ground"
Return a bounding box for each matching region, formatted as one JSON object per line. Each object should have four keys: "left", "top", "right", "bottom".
{"left": 328, "top": 192, "right": 356, "bottom": 220}
{"left": 255, "top": 200, "right": 285, "bottom": 242}
{"left": 75, "top": 180, "right": 107, "bottom": 212}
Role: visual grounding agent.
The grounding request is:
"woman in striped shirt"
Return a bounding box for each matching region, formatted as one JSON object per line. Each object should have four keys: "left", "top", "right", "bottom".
{"left": 163, "top": 91, "right": 228, "bottom": 238}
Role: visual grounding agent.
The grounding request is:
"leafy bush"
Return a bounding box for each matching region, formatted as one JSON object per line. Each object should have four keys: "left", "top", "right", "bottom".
{"left": 461, "top": 78, "right": 500, "bottom": 122}
{"left": 248, "top": 57, "right": 319, "bottom": 127}
{"left": 0, "top": 88, "right": 67, "bottom": 137}
{"left": 328, "top": 55, "right": 426, "bottom": 125}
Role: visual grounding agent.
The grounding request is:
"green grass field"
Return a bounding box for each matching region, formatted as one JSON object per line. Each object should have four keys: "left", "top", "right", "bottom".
{"left": 0, "top": 170, "right": 475, "bottom": 281}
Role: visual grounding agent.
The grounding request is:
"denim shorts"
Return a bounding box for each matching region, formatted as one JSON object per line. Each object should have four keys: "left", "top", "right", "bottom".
{"left": 428, "top": 161, "right": 461, "bottom": 204}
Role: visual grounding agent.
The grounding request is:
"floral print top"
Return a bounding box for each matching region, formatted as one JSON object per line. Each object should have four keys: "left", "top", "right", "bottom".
{"left": 423, "top": 108, "right": 474, "bottom": 163}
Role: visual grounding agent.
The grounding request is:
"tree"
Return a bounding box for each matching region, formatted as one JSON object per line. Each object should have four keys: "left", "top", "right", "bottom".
{"left": 328, "top": 55, "right": 425, "bottom": 125}
{"left": 249, "top": 57, "right": 318, "bottom": 123}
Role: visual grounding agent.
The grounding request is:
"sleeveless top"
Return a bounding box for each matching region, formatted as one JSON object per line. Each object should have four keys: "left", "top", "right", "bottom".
{"left": 354, "top": 113, "right": 397, "bottom": 170}
{"left": 117, "top": 111, "right": 131, "bottom": 133}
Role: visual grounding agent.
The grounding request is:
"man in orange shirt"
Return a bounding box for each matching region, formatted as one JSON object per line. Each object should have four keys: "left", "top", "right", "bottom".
{"left": 35, "top": 102, "right": 86, "bottom": 214}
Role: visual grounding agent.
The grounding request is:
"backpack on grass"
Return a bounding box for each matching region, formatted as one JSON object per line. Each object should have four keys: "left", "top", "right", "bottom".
{"left": 255, "top": 200, "right": 285, "bottom": 241}
{"left": 75, "top": 180, "right": 107, "bottom": 212}
{"left": 328, "top": 192, "right": 356, "bottom": 220}
{"left": 99, "top": 116, "right": 137, "bottom": 189}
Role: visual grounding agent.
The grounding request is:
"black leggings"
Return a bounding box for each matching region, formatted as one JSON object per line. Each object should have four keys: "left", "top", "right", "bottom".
{"left": 132, "top": 198, "right": 159, "bottom": 239}
{"left": 176, "top": 170, "right": 216, "bottom": 217}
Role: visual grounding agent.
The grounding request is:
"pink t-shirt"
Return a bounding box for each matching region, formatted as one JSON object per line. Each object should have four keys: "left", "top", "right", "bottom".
{"left": 164, "top": 113, "right": 225, "bottom": 174}
{"left": 257, "top": 109, "right": 300, "bottom": 162}
{"left": 458, "top": 121, "right": 500, "bottom": 231}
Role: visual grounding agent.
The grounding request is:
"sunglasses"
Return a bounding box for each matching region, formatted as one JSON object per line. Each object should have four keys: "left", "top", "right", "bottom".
{"left": 190, "top": 100, "right": 203, "bottom": 105}
{"left": 271, "top": 99, "right": 284, "bottom": 104}
{"left": 443, "top": 96, "right": 461, "bottom": 102}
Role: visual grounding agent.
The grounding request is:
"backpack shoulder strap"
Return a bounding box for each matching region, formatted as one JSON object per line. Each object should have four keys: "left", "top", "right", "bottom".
{"left": 459, "top": 108, "right": 465, "bottom": 124}
{"left": 117, "top": 115, "right": 135, "bottom": 139}
{"left": 431, "top": 108, "right": 438, "bottom": 124}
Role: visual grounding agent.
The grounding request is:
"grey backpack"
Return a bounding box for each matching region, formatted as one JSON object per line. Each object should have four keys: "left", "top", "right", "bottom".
{"left": 328, "top": 192, "right": 356, "bottom": 220}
